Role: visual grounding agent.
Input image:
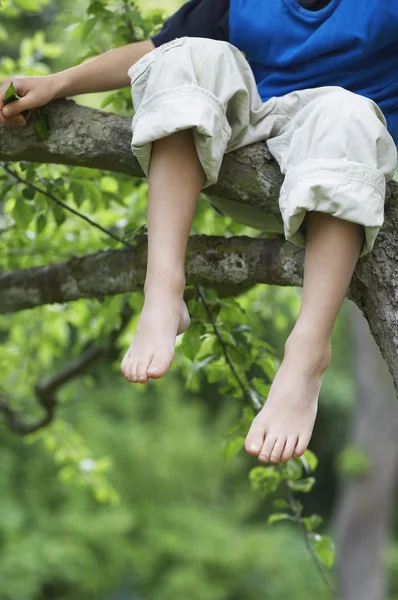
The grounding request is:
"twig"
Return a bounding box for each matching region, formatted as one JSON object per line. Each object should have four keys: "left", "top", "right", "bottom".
{"left": 196, "top": 284, "right": 336, "bottom": 596}
{"left": 284, "top": 482, "right": 337, "bottom": 597}
{"left": 195, "top": 285, "right": 261, "bottom": 411}
{"left": 3, "top": 164, "right": 135, "bottom": 249}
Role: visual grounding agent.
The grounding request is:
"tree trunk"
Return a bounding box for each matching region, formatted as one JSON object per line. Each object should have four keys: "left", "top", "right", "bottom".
{"left": 334, "top": 301, "right": 398, "bottom": 600}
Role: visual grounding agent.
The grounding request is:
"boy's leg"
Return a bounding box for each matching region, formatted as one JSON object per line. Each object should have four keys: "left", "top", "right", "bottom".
{"left": 245, "top": 211, "right": 364, "bottom": 463}
{"left": 123, "top": 37, "right": 280, "bottom": 384}
{"left": 244, "top": 88, "right": 397, "bottom": 464}
{"left": 121, "top": 129, "right": 205, "bottom": 383}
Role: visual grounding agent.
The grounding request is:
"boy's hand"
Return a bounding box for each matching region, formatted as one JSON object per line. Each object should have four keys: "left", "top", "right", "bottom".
{"left": 0, "top": 76, "right": 57, "bottom": 127}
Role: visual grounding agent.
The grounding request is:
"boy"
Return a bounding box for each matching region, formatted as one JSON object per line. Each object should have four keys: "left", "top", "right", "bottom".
{"left": 1, "top": 0, "right": 397, "bottom": 464}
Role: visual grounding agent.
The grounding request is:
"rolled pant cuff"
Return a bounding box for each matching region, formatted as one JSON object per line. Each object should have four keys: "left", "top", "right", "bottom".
{"left": 279, "top": 159, "right": 387, "bottom": 257}
{"left": 131, "top": 84, "right": 232, "bottom": 188}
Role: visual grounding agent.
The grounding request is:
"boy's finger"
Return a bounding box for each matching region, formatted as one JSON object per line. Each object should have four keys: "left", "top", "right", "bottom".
{"left": 5, "top": 115, "right": 26, "bottom": 127}
{"left": 0, "top": 113, "right": 26, "bottom": 126}
{"left": 2, "top": 94, "right": 35, "bottom": 118}
{"left": 0, "top": 81, "right": 11, "bottom": 112}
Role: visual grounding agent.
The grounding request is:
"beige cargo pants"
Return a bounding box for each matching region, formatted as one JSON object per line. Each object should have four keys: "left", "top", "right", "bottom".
{"left": 128, "top": 37, "right": 397, "bottom": 256}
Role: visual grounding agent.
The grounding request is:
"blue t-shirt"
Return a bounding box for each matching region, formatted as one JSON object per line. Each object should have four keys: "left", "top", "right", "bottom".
{"left": 152, "top": 0, "right": 398, "bottom": 144}
{"left": 152, "top": 0, "right": 330, "bottom": 47}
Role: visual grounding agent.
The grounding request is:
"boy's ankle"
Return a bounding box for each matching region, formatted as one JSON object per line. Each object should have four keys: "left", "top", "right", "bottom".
{"left": 144, "top": 271, "right": 186, "bottom": 299}
{"left": 284, "top": 329, "right": 332, "bottom": 372}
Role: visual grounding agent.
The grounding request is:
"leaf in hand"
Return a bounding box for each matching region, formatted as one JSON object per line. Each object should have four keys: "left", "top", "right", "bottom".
{"left": 34, "top": 109, "right": 49, "bottom": 141}
{"left": 4, "top": 82, "right": 20, "bottom": 105}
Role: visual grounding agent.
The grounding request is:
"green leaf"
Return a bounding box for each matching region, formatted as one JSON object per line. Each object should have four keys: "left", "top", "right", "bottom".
{"left": 261, "top": 356, "right": 278, "bottom": 380}
{"left": 12, "top": 199, "right": 35, "bottom": 228}
{"left": 14, "top": 0, "right": 43, "bottom": 11}
{"left": 288, "top": 477, "right": 316, "bottom": 494}
{"left": 100, "top": 176, "right": 119, "bottom": 194}
{"left": 34, "top": 109, "right": 49, "bottom": 141}
{"left": 0, "top": 24, "right": 9, "bottom": 42}
{"left": 249, "top": 466, "right": 281, "bottom": 497}
{"left": 70, "top": 181, "right": 86, "bottom": 207}
{"left": 22, "top": 187, "right": 36, "bottom": 201}
{"left": 52, "top": 204, "right": 66, "bottom": 226}
{"left": 267, "top": 512, "right": 294, "bottom": 526}
{"left": 36, "top": 213, "right": 47, "bottom": 234}
{"left": 186, "top": 355, "right": 217, "bottom": 387}
{"left": 42, "top": 42, "right": 63, "bottom": 59}
{"left": 300, "top": 449, "right": 319, "bottom": 474}
{"left": 251, "top": 377, "right": 271, "bottom": 398}
{"left": 248, "top": 388, "right": 265, "bottom": 410}
{"left": 83, "top": 180, "right": 102, "bottom": 206}
{"left": 195, "top": 334, "right": 217, "bottom": 361}
{"left": 279, "top": 458, "right": 303, "bottom": 482}
{"left": 206, "top": 362, "right": 227, "bottom": 384}
{"left": 273, "top": 499, "right": 289, "bottom": 510}
{"left": 312, "top": 535, "right": 335, "bottom": 568}
{"left": 33, "top": 191, "right": 49, "bottom": 211}
{"left": 226, "top": 406, "right": 255, "bottom": 438}
{"left": 223, "top": 436, "right": 245, "bottom": 461}
{"left": 4, "top": 82, "right": 19, "bottom": 105}
{"left": 302, "top": 515, "right": 323, "bottom": 532}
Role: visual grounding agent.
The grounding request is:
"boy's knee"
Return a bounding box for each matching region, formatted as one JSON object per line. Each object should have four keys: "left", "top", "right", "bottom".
{"left": 286, "top": 88, "right": 396, "bottom": 174}
{"left": 313, "top": 89, "right": 382, "bottom": 129}
{"left": 183, "top": 37, "right": 242, "bottom": 78}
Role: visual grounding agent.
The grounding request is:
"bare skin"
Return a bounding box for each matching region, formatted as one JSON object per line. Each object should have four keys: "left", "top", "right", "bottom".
{"left": 121, "top": 129, "right": 205, "bottom": 384}
{"left": 121, "top": 295, "right": 190, "bottom": 383}
{"left": 245, "top": 212, "right": 364, "bottom": 462}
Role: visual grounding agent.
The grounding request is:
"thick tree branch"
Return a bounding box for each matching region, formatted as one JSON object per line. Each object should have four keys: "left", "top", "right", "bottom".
{"left": 0, "top": 235, "right": 304, "bottom": 313}
{"left": 0, "top": 100, "right": 283, "bottom": 217}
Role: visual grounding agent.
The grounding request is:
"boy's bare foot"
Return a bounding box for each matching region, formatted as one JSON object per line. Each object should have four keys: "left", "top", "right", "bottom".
{"left": 245, "top": 333, "right": 331, "bottom": 463}
{"left": 121, "top": 294, "right": 190, "bottom": 384}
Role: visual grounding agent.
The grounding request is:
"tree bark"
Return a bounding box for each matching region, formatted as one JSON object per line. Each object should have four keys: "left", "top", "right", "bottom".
{"left": 334, "top": 302, "right": 398, "bottom": 600}
{"left": 1, "top": 101, "right": 398, "bottom": 397}
{"left": 0, "top": 236, "right": 304, "bottom": 312}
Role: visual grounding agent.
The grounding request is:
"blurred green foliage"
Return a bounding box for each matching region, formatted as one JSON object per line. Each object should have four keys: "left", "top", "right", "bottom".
{"left": 0, "top": 379, "right": 334, "bottom": 600}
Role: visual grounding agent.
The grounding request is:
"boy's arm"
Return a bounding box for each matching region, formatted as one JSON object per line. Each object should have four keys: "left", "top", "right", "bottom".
{"left": 53, "top": 40, "right": 155, "bottom": 97}
{"left": 0, "top": 39, "right": 155, "bottom": 126}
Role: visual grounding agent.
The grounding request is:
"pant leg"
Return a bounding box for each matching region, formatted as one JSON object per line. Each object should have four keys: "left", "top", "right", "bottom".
{"left": 267, "top": 87, "right": 398, "bottom": 257}
{"left": 128, "top": 37, "right": 282, "bottom": 190}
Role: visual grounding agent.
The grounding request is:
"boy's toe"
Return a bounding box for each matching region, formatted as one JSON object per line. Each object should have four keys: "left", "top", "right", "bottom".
{"left": 280, "top": 436, "right": 298, "bottom": 463}
{"left": 293, "top": 436, "right": 308, "bottom": 459}
{"left": 129, "top": 356, "right": 139, "bottom": 383}
{"left": 136, "top": 355, "right": 152, "bottom": 383}
{"left": 245, "top": 418, "right": 267, "bottom": 456}
{"left": 147, "top": 351, "right": 173, "bottom": 379}
{"left": 121, "top": 352, "right": 134, "bottom": 382}
{"left": 269, "top": 437, "right": 287, "bottom": 464}
{"left": 258, "top": 435, "right": 277, "bottom": 463}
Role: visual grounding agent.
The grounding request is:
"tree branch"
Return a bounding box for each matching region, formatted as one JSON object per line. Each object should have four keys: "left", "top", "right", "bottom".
{"left": 0, "top": 302, "right": 133, "bottom": 434}
{"left": 0, "top": 235, "right": 304, "bottom": 313}
{"left": 0, "top": 99, "right": 283, "bottom": 218}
